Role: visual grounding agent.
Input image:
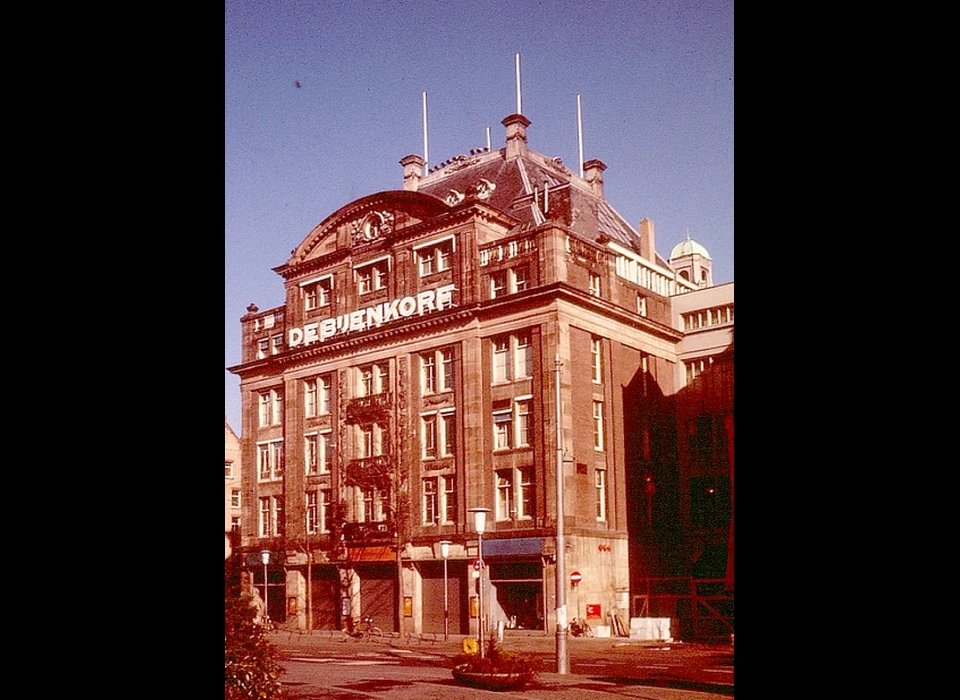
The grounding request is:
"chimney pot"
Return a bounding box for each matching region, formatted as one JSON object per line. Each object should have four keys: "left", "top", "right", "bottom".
{"left": 583, "top": 159, "right": 607, "bottom": 197}
{"left": 502, "top": 113, "right": 531, "bottom": 159}
{"left": 400, "top": 154, "right": 425, "bottom": 191}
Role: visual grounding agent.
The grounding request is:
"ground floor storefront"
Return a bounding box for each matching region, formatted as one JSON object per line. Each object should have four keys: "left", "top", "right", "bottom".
{"left": 240, "top": 534, "right": 629, "bottom": 637}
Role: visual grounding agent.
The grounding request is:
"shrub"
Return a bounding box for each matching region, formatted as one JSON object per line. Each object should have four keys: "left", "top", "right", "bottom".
{"left": 224, "top": 591, "right": 285, "bottom": 700}
{"left": 451, "top": 638, "right": 541, "bottom": 684}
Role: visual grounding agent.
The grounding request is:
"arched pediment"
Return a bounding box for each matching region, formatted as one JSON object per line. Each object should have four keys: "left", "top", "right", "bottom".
{"left": 287, "top": 190, "right": 450, "bottom": 265}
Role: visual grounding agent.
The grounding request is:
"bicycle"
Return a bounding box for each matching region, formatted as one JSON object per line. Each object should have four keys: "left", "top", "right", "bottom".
{"left": 569, "top": 617, "right": 594, "bottom": 637}
{"left": 341, "top": 615, "right": 384, "bottom": 642}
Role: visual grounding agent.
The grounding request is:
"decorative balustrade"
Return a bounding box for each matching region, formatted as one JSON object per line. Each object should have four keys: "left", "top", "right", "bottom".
{"left": 345, "top": 393, "right": 392, "bottom": 425}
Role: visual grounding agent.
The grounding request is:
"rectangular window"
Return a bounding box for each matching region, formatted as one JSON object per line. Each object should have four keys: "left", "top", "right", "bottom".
{"left": 319, "top": 277, "right": 332, "bottom": 306}
{"left": 321, "top": 489, "right": 331, "bottom": 533}
{"left": 304, "top": 379, "right": 318, "bottom": 418}
{"left": 496, "top": 469, "right": 513, "bottom": 520}
{"left": 422, "top": 413, "right": 438, "bottom": 459}
{"left": 320, "top": 431, "right": 332, "bottom": 473}
{"left": 274, "top": 496, "right": 284, "bottom": 537}
{"left": 258, "top": 441, "right": 283, "bottom": 481}
{"left": 363, "top": 488, "right": 375, "bottom": 522}
{"left": 491, "top": 271, "right": 507, "bottom": 298}
{"left": 258, "top": 444, "right": 270, "bottom": 480}
{"left": 306, "top": 491, "right": 319, "bottom": 534}
{"left": 492, "top": 332, "right": 533, "bottom": 383}
{"left": 493, "top": 406, "right": 513, "bottom": 450}
{"left": 421, "top": 349, "right": 455, "bottom": 394}
{"left": 421, "top": 353, "right": 436, "bottom": 394}
{"left": 595, "top": 469, "right": 607, "bottom": 521}
{"left": 307, "top": 487, "right": 332, "bottom": 534}
{"left": 225, "top": 461, "right": 233, "bottom": 479}
{"left": 515, "top": 332, "right": 533, "bottom": 378}
{"left": 589, "top": 273, "right": 601, "bottom": 297}
{"left": 440, "top": 349, "right": 455, "bottom": 391}
{"left": 305, "top": 433, "right": 319, "bottom": 475}
{"left": 272, "top": 335, "right": 283, "bottom": 354}
{"left": 492, "top": 337, "right": 509, "bottom": 383}
{"left": 359, "top": 363, "right": 388, "bottom": 397}
{"left": 319, "top": 375, "right": 331, "bottom": 415}
{"left": 231, "top": 489, "right": 241, "bottom": 509}
{"left": 443, "top": 475, "right": 457, "bottom": 523}
{"left": 440, "top": 410, "right": 456, "bottom": 456}
{"left": 423, "top": 478, "right": 438, "bottom": 524}
{"left": 422, "top": 475, "right": 456, "bottom": 525}
{"left": 516, "top": 399, "right": 531, "bottom": 446}
{"left": 417, "top": 238, "right": 454, "bottom": 277}
{"left": 518, "top": 467, "right": 534, "bottom": 519}
{"left": 357, "top": 260, "right": 389, "bottom": 294}
{"left": 303, "top": 277, "right": 332, "bottom": 311}
{"left": 357, "top": 424, "right": 384, "bottom": 459}
{"left": 360, "top": 425, "right": 374, "bottom": 458}
{"left": 593, "top": 401, "right": 604, "bottom": 451}
{"left": 512, "top": 266, "right": 528, "bottom": 292}
{"left": 362, "top": 488, "right": 388, "bottom": 522}
{"left": 258, "top": 338, "right": 270, "bottom": 359}
{"left": 437, "top": 240, "right": 452, "bottom": 271}
{"left": 591, "top": 336, "right": 602, "bottom": 383}
{"left": 259, "top": 391, "right": 269, "bottom": 427}
{"left": 360, "top": 367, "right": 374, "bottom": 396}
{"left": 258, "top": 389, "right": 283, "bottom": 427}
{"left": 259, "top": 497, "right": 272, "bottom": 537}
{"left": 420, "top": 250, "right": 435, "bottom": 276}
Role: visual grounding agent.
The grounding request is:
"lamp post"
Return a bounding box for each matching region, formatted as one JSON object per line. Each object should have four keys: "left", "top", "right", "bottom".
{"left": 260, "top": 550, "right": 271, "bottom": 625}
{"left": 554, "top": 354, "right": 569, "bottom": 674}
{"left": 439, "top": 540, "right": 452, "bottom": 642}
{"left": 467, "top": 507, "right": 491, "bottom": 658}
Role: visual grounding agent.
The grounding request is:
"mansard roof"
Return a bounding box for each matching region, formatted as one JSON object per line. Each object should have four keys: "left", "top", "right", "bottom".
{"left": 417, "top": 147, "right": 645, "bottom": 254}
{"left": 277, "top": 113, "right": 664, "bottom": 280}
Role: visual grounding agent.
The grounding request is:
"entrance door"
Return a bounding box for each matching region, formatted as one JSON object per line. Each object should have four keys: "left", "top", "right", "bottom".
{"left": 357, "top": 563, "right": 396, "bottom": 633}
{"left": 488, "top": 561, "right": 544, "bottom": 631}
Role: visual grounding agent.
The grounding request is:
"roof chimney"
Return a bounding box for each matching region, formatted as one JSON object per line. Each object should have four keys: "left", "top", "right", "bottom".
{"left": 583, "top": 159, "right": 606, "bottom": 198}
{"left": 502, "top": 113, "right": 531, "bottom": 159}
{"left": 400, "top": 154, "right": 425, "bottom": 191}
{"left": 638, "top": 218, "right": 655, "bottom": 261}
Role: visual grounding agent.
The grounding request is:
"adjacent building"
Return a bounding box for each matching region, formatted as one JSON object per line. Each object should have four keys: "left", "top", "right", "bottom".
{"left": 228, "top": 112, "right": 733, "bottom": 638}
{"left": 225, "top": 417, "right": 242, "bottom": 560}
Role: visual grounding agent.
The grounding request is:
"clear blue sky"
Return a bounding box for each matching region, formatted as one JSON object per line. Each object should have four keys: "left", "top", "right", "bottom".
{"left": 225, "top": 0, "right": 734, "bottom": 435}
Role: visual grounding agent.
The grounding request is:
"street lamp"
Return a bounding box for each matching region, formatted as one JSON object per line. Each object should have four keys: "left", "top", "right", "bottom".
{"left": 467, "top": 507, "right": 491, "bottom": 658}
{"left": 439, "top": 540, "right": 452, "bottom": 642}
{"left": 554, "top": 354, "right": 569, "bottom": 674}
{"left": 260, "top": 550, "right": 271, "bottom": 625}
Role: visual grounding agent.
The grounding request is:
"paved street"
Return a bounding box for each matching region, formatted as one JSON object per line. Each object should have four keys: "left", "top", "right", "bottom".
{"left": 268, "top": 629, "right": 733, "bottom": 699}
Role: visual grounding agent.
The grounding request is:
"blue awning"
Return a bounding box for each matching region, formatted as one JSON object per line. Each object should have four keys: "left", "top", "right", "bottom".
{"left": 483, "top": 537, "right": 543, "bottom": 557}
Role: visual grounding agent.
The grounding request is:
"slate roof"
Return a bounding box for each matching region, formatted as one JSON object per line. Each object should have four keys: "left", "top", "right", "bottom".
{"left": 417, "top": 145, "right": 662, "bottom": 263}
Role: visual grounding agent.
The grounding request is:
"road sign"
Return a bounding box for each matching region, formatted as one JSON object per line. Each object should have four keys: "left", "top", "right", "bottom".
{"left": 570, "top": 571, "right": 582, "bottom": 586}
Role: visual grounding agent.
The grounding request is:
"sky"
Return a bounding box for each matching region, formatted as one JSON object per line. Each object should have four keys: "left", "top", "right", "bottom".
{"left": 225, "top": 0, "right": 734, "bottom": 435}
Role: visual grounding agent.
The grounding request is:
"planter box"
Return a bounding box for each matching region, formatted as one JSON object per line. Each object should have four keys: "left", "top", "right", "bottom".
{"left": 452, "top": 669, "right": 532, "bottom": 690}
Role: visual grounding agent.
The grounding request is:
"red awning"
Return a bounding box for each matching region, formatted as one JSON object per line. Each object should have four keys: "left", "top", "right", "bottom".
{"left": 346, "top": 546, "right": 395, "bottom": 562}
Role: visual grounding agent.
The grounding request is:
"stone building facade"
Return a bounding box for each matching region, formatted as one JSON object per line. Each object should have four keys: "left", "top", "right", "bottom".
{"left": 228, "top": 113, "right": 733, "bottom": 638}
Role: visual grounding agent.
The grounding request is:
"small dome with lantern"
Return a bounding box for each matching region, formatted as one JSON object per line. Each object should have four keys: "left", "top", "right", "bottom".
{"left": 669, "top": 232, "right": 713, "bottom": 288}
